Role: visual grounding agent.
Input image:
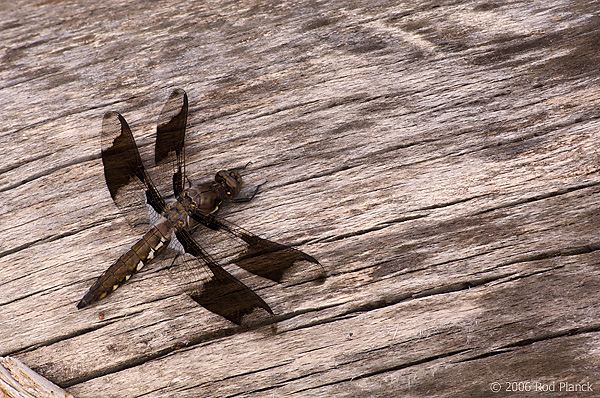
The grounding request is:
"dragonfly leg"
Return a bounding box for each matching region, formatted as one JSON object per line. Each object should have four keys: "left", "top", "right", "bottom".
{"left": 233, "top": 180, "right": 267, "bottom": 203}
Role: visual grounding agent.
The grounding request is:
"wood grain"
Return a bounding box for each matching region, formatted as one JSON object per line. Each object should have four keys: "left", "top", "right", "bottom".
{"left": 1, "top": 0, "right": 600, "bottom": 397}
{"left": 0, "top": 356, "right": 73, "bottom": 398}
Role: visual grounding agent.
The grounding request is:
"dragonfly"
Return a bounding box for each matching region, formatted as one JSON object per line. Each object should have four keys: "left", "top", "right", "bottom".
{"left": 77, "top": 89, "right": 324, "bottom": 325}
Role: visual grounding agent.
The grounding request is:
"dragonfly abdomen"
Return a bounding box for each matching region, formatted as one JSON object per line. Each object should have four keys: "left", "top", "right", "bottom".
{"left": 76, "top": 221, "right": 171, "bottom": 309}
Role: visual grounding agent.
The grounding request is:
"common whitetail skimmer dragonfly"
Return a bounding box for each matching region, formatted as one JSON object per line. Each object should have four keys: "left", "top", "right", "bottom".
{"left": 77, "top": 89, "right": 324, "bottom": 325}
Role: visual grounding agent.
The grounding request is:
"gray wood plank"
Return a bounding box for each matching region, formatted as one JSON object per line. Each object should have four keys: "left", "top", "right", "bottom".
{"left": 1, "top": 0, "right": 599, "bottom": 397}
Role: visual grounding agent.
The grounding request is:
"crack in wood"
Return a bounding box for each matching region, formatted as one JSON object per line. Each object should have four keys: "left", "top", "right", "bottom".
{"left": 457, "top": 324, "right": 600, "bottom": 364}
{"left": 0, "top": 218, "right": 113, "bottom": 259}
{"left": 297, "top": 348, "right": 471, "bottom": 393}
{"left": 496, "top": 242, "right": 600, "bottom": 269}
{"left": 474, "top": 181, "right": 600, "bottom": 216}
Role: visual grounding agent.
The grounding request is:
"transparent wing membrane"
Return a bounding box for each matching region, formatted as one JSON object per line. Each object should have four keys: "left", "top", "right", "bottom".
{"left": 154, "top": 89, "right": 188, "bottom": 198}
{"left": 101, "top": 112, "right": 166, "bottom": 226}
{"left": 174, "top": 228, "right": 273, "bottom": 325}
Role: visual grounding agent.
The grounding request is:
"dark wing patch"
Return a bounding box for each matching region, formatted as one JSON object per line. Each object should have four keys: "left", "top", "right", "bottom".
{"left": 174, "top": 228, "right": 273, "bottom": 326}
{"left": 189, "top": 210, "right": 326, "bottom": 285}
{"left": 231, "top": 234, "right": 325, "bottom": 284}
{"left": 101, "top": 112, "right": 166, "bottom": 224}
{"left": 154, "top": 88, "right": 188, "bottom": 197}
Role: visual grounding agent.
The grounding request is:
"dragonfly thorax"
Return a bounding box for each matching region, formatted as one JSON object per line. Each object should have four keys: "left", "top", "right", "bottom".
{"left": 162, "top": 200, "right": 189, "bottom": 232}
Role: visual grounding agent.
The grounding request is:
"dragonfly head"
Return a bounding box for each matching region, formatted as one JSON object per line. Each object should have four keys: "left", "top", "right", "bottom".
{"left": 215, "top": 169, "right": 242, "bottom": 198}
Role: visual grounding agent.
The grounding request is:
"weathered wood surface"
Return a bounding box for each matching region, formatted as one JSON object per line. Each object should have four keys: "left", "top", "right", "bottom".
{"left": 0, "top": 356, "right": 73, "bottom": 398}
{"left": 1, "top": 0, "right": 600, "bottom": 397}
